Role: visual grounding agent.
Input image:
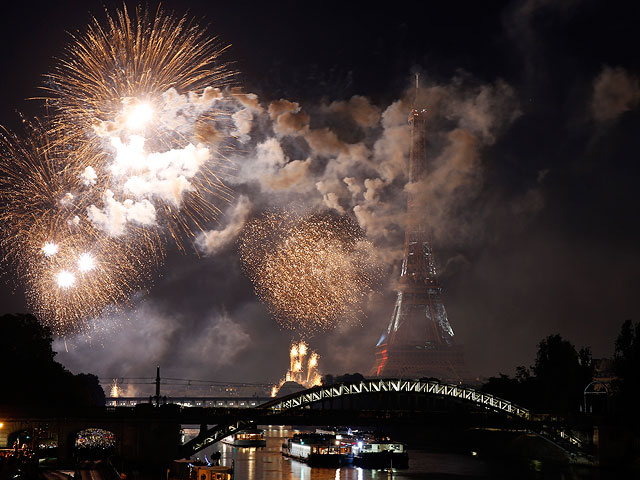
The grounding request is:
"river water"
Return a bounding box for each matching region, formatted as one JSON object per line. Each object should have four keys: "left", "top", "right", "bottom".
{"left": 193, "top": 427, "right": 623, "bottom": 480}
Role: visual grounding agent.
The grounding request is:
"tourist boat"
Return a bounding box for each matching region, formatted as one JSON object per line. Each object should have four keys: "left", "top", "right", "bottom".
{"left": 281, "top": 433, "right": 352, "bottom": 467}
{"left": 221, "top": 428, "right": 266, "bottom": 447}
{"left": 351, "top": 436, "right": 408, "bottom": 469}
{"left": 169, "top": 459, "right": 233, "bottom": 480}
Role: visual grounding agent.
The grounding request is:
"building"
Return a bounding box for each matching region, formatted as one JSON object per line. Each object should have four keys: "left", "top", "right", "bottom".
{"left": 372, "top": 95, "right": 470, "bottom": 382}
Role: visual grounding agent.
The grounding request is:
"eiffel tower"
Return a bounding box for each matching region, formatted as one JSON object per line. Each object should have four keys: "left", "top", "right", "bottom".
{"left": 373, "top": 77, "right": 470, "bottom": 382}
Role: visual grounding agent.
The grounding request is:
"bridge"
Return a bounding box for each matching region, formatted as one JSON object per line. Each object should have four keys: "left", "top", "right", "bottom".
{"left": 0, "top": 378, "right": 593, "bottom": 465}
{"left": 261, "top": 378, "right": 529, "bottom": 417}
{"left": 107, "top": 378, "right": 528, "bottom": 415}
{"left": 181, "top": 378, "right": 590, "bottom": 462}
{"left": 106, "top": 396, "right": 270, "bottom": 408}
{"left": 179, "top": 378, "right": 534, "bottom": 457}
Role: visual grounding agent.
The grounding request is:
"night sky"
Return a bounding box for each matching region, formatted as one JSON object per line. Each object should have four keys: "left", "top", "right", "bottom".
{"left": 0, "top": 0, "right": 638, "bottom": 394}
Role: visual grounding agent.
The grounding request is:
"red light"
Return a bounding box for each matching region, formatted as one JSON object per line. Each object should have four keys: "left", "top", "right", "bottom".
{"left": 376, "top": 348, "right": 388, "bottom": 376}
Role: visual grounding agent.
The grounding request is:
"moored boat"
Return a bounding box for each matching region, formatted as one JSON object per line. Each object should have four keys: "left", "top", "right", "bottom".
{"left": 282, "top": 433, "right": 352, "bottom": 467}
{"left": 352, "top": 436, "right": 408, "bottom": 469}
{"left": 221, "top": 428, "right": 266, "bottom": 447}
{"left": 169, "top": 459, "right": 233, "bottom": 480}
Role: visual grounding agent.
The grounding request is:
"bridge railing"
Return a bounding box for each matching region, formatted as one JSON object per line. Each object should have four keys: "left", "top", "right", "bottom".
{"left": 181, "top": 419, "right": 256, "bottom": 457}
{"left": 261, "top": 379, "right": 530, "bottom": 419}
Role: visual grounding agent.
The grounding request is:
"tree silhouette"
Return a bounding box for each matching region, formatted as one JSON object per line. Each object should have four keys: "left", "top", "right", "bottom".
{"left": 482, "top": 334, "right": 592, "bottom": 414}
{"left": 613, "top": 319, "right": 640, "bottom": 423}
{"left": 0, "top": 313, "right": 105, "bottom": 407}
{"left": 532, "top": 334, "right": 593, "bottom": 413}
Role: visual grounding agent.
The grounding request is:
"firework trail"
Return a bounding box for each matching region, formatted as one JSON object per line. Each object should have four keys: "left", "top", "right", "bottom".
{"left": 271, "top": 340, "right": 322, "bottom": 397}
{"left": 0, "top": 5, "right": 235, "bottom": 334}
{"left": 239, "top": 211, "right": 382, "bottom": 334}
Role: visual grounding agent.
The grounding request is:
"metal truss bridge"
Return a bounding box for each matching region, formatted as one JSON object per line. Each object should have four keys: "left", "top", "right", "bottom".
{"left": 180, "top": 378, "right": 540, "bottom": 457}
{"left": 260, "top": 378, "right": 530, "bottom": 418}
{"left": 0, "top": 376, "right": 590, "bottom": 463}
{"left": 110, "top": 379, "right": 528, "bottom": 417}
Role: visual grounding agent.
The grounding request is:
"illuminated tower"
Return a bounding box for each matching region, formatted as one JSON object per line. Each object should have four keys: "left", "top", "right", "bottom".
{"left": 373, "top": 79, "right": 470, "bottom": 381}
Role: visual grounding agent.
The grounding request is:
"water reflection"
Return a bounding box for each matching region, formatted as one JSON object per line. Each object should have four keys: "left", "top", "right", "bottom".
{"left": 190, "top": 427, "right": 617, "bottom": 480}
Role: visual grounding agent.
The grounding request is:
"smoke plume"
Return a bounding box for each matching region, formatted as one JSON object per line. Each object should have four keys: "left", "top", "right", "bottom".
{"left": 591, "top": 66, "right": 640, "bottom": 123}
{"left": 197, "top": 196, "right": 252, "bottom": 255}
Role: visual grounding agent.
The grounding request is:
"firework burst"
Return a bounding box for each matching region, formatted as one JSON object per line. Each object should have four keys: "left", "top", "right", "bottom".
{"left": 0, "top": 121, "right": 159, "bottom": 335}
{"left": 239, "top": 211, "right": 381, "bottom": 334}
{"left": 46, "top": 5, "right": 232, "bottom": 129}
{"left": 0, "top": 5, "right": 239, "bottom": 334}
{"left": 271, "top": 340, "right": 322, "bottom": 397}
{"left": 43, "top": 4, "right": 235, "bottom": 246}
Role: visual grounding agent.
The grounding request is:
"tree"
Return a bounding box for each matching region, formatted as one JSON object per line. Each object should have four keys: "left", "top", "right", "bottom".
{"left": 482, "top": 334, "right": 593, "bottom": 414}
{"left": 613, "top": 319, "right": 640, "bottom": 419}
{"left": 481, "top": 373, "right": 525, "bottom": 404}
{"left": 322, "top": 372, "right": 365, "bottom": 386}
{"left": 531, "top": 334, "right": 593, "bottom": 413}
{"left": 0, "top": 313, "right": 105, "bottom": 407}
{"left": 482, "top": 366, "right": 533, "bottom": 406}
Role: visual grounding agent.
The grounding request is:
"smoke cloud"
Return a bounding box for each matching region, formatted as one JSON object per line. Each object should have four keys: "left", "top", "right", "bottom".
{"left": 197, "top": 196, "right": 252, "bottom": 255}
{"left": 54, "top": 298, "right": 256, "bottom": 393}
{"left": 87, "top": 190, "right": 156, "bottom": 236}
{"left": 591, "top": 66, "right": 640, "bottom": 122}
{"left": 85, "top": 86, "right": 229, "bottom": 236}
{"left": 53, "top": 69, "right": 543, "bottom": 390}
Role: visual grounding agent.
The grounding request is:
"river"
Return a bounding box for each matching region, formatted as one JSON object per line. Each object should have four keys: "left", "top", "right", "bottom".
{"left": 193, "top": 427, "right": 624, "bottom": 480}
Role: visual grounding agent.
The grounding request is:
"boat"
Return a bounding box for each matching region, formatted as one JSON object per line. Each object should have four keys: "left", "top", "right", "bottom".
{"left": 221, "top": 428, "right": 266, "bottom": 447}
{"left": 281, "top": 433, "right": 352, "bottom": 467}
{"left": 351, "top": 436, "right": 408, "bottom": 469}
{"left": 190, "top": 465, "right": 233, "bottom": 480}
{"left": 169, "top": 459, "right": 233, "bottom": 480}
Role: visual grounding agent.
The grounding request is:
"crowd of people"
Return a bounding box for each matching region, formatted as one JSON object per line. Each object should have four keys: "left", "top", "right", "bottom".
{"left": 0, "top": 440, "right": 37, "bottom": 480}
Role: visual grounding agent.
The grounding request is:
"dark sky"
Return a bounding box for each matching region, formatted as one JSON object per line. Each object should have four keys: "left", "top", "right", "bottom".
{"left": 0, "top": 0, "right": 638, "bottom": 395}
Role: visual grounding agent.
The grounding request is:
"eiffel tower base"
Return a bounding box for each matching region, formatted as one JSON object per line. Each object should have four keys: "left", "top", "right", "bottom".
{"left": 373, "top": 343, "right": 471, "bottom": 383}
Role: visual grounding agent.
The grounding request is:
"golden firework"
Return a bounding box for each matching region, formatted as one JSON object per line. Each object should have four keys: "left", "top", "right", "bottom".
{"left": 271, "top": 340, "right": 322, "bottom": 397}
{"left": 239, "top": 211, "right": 381, "bottom": 334}
{"left": 0, "top": 121, "right": 160, "bottom": 335}
{"left": 43, "top": 4, "right": 235, "bottom": 246}
{"left": 0, "top": 5, "right": 241, "bottom": 334}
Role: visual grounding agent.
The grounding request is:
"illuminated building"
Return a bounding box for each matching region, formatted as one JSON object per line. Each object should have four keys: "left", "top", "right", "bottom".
{"left": 373, "top": 78, "right": 470, "bottom": 382}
